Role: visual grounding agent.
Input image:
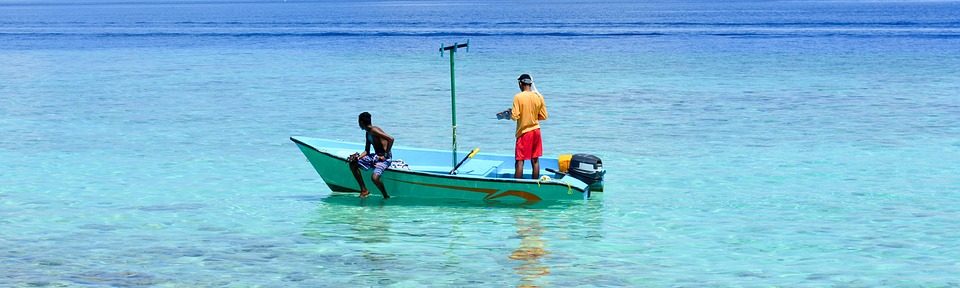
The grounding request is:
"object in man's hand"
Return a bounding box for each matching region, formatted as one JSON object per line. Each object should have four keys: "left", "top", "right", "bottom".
{"left": 496, "top": 109, "right": 512, "bottom": 120}
{"left": 347, "top": 153, "right": 360, "bottom": 162}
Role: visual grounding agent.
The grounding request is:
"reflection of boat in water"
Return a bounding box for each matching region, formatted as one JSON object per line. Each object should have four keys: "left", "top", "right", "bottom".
{"left": 300, "top": 194, "right": 397, "bottom": 284}
{"left": 297, "top": 194, "right": 605, "bottom": 286}
{"left": 303, "top": 194, "right": 393, "bottom": 244}
{"left": 511, "top": 216, "right": 550, "bottom": 288}
{"left": 291, "top": 137, "right": 604, "bottom": 205}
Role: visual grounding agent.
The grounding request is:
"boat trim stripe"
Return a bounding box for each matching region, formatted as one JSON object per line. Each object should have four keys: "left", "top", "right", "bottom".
{"left": 392, "top": 179, "right": 543, "bottom": 204}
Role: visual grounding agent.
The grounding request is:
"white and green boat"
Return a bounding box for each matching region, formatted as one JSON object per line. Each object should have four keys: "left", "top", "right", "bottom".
{"left": 291, "top": 136, "right": 604, "bottom": 205}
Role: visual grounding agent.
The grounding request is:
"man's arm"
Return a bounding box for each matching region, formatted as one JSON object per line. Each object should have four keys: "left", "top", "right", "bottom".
{"left": 537, "top": 94, "right": 548, "bottom": 121}
{"left": 511, "top": 95, "right": 521, "bottom": 121}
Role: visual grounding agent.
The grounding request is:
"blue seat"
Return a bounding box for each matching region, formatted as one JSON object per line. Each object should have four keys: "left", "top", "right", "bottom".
{"left": 452, "top": 159, "right": 503, "bottom": 176}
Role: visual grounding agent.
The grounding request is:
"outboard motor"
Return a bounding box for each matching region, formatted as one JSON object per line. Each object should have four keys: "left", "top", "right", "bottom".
{"left": 564, "top": 154, "right": 605, "bottom": 191}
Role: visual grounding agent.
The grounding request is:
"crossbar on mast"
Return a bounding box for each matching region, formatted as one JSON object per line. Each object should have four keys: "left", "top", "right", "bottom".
{"left": 439, "top": 40, "right": 469, "bottom": 168}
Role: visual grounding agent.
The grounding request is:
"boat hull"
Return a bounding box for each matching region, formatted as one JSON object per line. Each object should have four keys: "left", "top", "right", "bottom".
{"left": 292, "top": 137, "right": 598, "bottom": 204}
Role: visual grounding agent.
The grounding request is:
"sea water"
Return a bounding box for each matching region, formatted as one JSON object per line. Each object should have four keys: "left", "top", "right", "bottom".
{"left": 1, "top": 0, "right": 959, "bottom": 286}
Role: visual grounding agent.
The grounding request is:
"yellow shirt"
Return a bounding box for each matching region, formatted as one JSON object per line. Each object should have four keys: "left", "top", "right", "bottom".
{"left": 511, "top": 91, "right": 548, "bottom": 138}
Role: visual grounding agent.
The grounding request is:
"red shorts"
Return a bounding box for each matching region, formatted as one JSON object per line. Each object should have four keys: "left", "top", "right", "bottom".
{"left": 515, "top": 129, "right": 543, "bottom": 161}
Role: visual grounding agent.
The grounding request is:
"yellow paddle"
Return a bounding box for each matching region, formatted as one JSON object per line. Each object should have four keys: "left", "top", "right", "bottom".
{"left": 449, "top": 148, "right": 480, "bottom": 175}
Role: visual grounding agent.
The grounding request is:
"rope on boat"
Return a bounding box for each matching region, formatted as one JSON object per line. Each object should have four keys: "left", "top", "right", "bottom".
{"left": 537, "top": 175, "right": 550, "bottom": 188}
{"left": 538, "top": 175, "right": 573, "bottom": 195}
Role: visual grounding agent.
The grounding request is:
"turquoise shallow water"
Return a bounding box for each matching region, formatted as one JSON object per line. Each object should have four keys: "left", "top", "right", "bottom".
{"left": 3, "top": 1, "right": 960, "bottom": 287}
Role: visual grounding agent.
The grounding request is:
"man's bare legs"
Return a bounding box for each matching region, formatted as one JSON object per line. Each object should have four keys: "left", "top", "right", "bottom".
{"left": 531, "top": 158, "right": 539, "bottom": 179}
{"left": 515, "top": 160, "right": 524, "bottom": 179}
{"left": 515, "top": 158, "right": 540, "bottom": 179}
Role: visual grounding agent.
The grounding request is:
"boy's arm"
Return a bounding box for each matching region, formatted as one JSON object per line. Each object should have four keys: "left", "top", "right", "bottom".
{"left": 370, "top": 127, "right": 395, "bottom": 155}
{"left": 360, "top": 137, "right": 371, "bottom": 158}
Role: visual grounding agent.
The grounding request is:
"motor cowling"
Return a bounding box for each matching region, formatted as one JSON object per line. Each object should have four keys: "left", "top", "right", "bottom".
{"left": 567, "top": 154, "right": 604, "bottom": 186}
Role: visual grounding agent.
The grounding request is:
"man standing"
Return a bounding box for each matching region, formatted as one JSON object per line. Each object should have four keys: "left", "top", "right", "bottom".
{"left": 348, "top": 112, "right": 394, "bottom": 199}
{"left": 510, "top": 74, "right": 548, "bottom": 179}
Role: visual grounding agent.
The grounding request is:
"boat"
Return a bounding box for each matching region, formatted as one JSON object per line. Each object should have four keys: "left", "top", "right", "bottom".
{"left": 291, "top": 41, "right": 605, "bottom": 204}
{"left": 291, "top": 137, "right": 604, "bottom": 204}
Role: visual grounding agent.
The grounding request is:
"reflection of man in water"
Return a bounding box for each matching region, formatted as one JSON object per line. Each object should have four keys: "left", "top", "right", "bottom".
{"left": 510, "top": 217, "right": 549, "bottom": 288}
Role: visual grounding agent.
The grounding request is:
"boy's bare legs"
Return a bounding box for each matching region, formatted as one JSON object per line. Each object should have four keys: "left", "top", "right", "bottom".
{"left": 371, "top": 173, "right": 389, "bottom": 199}
{"left": 348, "top": 155, "right": 369, "bottom": 198}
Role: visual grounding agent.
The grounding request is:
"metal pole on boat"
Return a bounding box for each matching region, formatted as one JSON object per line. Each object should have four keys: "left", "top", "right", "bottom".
{"left": 440, "top": 40, "right": 469, "bottom": 168}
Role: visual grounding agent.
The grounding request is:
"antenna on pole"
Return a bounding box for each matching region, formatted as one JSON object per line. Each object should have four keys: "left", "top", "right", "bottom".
{"left": 440, "top": 40, "right": 469, "bottom": 168}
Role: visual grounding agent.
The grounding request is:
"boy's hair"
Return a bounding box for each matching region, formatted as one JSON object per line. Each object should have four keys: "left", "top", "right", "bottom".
{"left": 359, "top": 112, "right": 372, "bottom": 126}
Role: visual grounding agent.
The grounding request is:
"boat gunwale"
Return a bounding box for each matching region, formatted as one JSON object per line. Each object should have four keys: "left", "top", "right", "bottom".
{"left": 290, "top": 136, "right": 587, "bottom": 193}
